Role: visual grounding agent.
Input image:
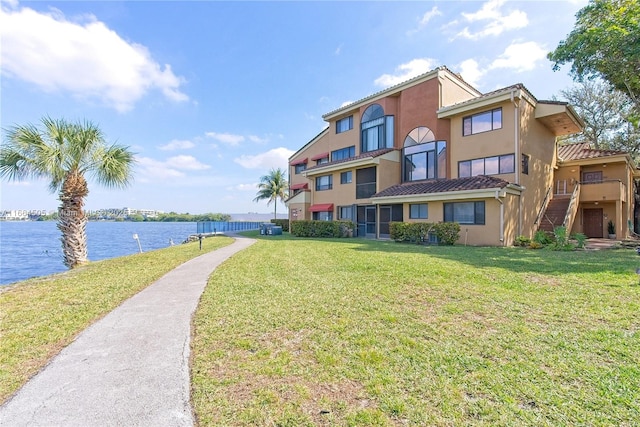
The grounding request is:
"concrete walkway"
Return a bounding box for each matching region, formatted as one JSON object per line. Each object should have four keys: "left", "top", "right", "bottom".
{"left": 0, "top": 236, "right": 255, "bottom": 427}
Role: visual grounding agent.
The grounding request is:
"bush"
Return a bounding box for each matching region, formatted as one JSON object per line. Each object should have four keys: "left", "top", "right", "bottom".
{"left": 290, "top": 220, "right": 355, "bottom": 238}
{"left": 528, "top": 241, "right": 543, "bottom": 249}
{"left": 434, "top": 222, "right": 461, "bottom": 245}
{"left": 552, "top": 226, "right": 575, "bottom": 251}
{"left": 389, "top": 222, "right": 460, "bottom": 246}
{"left": 572, "top": 232, "right": 587, "bottom": 249}
{"left": 270, "top": 219, "right": 290, "bottom": 232}
{"left": 514, "top": 235, "right": 531, "bottom": 247}
{"left": 534, "top": 230, "right": 553, "bottom": 245}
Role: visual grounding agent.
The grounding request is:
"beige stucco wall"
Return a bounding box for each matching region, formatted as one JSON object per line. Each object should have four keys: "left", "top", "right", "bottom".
{"left": 395, "top": 192, "right": 521, "bottom": 246}
{"left": 517, "top": 100, "right": 559, "bottom": 239}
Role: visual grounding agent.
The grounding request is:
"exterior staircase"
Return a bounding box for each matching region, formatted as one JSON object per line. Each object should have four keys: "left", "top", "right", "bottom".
{"left": 538, "top": 197, "right": 570, "bottom": 233}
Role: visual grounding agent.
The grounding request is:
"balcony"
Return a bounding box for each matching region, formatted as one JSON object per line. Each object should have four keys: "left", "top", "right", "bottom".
{"left": 580, "top": 180, "right": 626, "bottom": 202}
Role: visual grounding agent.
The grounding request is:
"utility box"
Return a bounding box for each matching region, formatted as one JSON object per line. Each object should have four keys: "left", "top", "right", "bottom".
{"left": 260, "top": 223, "right": 282, "bottom": 235}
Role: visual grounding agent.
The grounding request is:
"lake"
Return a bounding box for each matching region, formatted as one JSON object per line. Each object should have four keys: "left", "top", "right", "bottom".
{"left": 0, "top": 221, "right": 198, "bottom": 285}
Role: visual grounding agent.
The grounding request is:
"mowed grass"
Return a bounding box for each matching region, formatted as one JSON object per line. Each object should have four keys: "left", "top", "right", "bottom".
{"left": 192, "top": 234, "right": 640, "bottom": 426}
{"left": 0, "top": 235, "right": 233, "bottom": 403}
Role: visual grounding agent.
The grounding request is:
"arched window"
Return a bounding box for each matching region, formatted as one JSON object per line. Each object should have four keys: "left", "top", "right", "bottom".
{"left": 404, "top": 127, "right": 435, "bottom": 147}
{"left": 361, "top": 104, "right": 384, "bottom": 122}
{"left": 361, "top": 104, "right": 394, "bottom": 153}
{"left": 403, "top": 127, "right": 446, "bottom": 182}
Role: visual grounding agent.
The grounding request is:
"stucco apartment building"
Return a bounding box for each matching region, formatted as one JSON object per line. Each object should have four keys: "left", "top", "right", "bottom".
{"left": 543, "top": 142, "right": 639, "bottom": 239}
{"left": 286, "top": 66, "right": 637, "bottom": 245}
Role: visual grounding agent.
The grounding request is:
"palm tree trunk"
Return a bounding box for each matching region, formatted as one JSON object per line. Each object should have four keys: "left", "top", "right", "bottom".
{"left": 58, "top": 172, "right": 89, "bottom": 268}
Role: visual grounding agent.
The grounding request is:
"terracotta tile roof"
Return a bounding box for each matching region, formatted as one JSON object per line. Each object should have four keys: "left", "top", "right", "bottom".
{"left": 372, "top": 175, "right": 510, "bottom": 198}
{"left": 305, "top": 148, "right": 396, "bottom": 171}
{"left": 558, "top": 142, "right": 626, "bottom": 161}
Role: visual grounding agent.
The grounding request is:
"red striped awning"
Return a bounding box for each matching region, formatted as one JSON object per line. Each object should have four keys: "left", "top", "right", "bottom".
{"left": 290, "top": 183, "right": 308, "bottom": 190}
{"left": 311, "top": 152, "right": 329, "bottom": 161}
{"left": 289, "top": 157, "right": 308, "bottom": 166}
{"left": 308, "top": 203, "right": 334, "bottom": 212}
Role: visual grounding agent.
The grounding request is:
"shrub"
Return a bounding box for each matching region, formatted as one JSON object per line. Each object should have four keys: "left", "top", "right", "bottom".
{"left": 389, "top": 222, "right": 460, "bottom": 246}
{"left": 533, "top": 230, "right": 553, "bottom": 245}
{"left": 572, "top": 232, "right": 587, "bottom": 249}
{"left": 290, "top": 220, "right": 355, "bottom": 238}
{"left": 552, "top": 226, "right": 575, "bottom": 251}
{"left": 434, "top": 222, "right": 461, "bottom": 245}
{"left": 514, "top": 235, "right": 531, "bottom": 247}
{"left": 528, "top": 241, "right": 543, "bottom": 249}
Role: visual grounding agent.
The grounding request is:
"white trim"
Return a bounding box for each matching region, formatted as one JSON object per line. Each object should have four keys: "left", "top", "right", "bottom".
{"left": 303, "top": 150, "right": 400, "bottom": 177}
{"left": 371, "top": 185, "right": 521, "bottom": 204}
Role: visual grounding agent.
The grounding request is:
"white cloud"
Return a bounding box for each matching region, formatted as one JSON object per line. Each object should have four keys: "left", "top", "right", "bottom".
{"left": 136, "top": 157, "right": 185, "bottom": 181}
{"left": 458, "top": 59, "right": 485, "bottom": 87}
{"left": 488, "top": 41, "right": 547, "bottom": 72}
{"left": 455, "top": 41, "right": 548, "bottom": 89}
{"left": 248, "top": 135, "right": 269, "bottom": 144}
{"left": 454, "top": 0, "right": 528, "bottom": 40}
{"left": 165, "top": 155, "right": 210, "bottom": 171}
{"left": 233, "top": 147, "right": 294, "bottom": 170}
{"left": 205, "top": 132, "right": 245, "bottom": 146}
{"left": 407, "top": 6, "right": 442, "bottom": 35}
{"left": 135, "top": 155, "right": 209, "bottom": 182}
{"left": 227, "top": 183, "right": 258, "bottom": 192}
{"left": 374, "top": 58, "right": 438, "bottom": 87}
{"left": 0, "top": 4, "right": 188, "bottom": 112}
{"left": 158, "top": 139, "right": 195, "bottom": 151}
{"left": 335, "top": 43, "right": 343, "bottom": 55}
{"left": 340, "top": 100, "right": 354, "bottom": 108}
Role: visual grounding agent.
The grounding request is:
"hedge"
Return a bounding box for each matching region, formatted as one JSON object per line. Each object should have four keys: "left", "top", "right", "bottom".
{"left": 389, "top": 221, "right": 460, "bottom": 245}
{"left": 290, "top": 220, "right": 355, "bottom": 238}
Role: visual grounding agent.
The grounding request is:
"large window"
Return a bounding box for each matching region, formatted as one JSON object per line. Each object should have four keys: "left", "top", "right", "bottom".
{"left": 332, "top": 146, "right": 355, "bottom": 162}
{"left": 315, "top": 175, "right": 333, "bottom": 191}
{"left": 339, "top": 205, "right": 354, "bottom": 221}
{"left": 463, "top": 108, "right": 502, "bottom": 136}
{"left": 294, "top": 163, "right": 306, "bottom": 174}
{"left": 403, "top": 127, "right": 446, "bottom": 182}
{"left": 340, "top": 171, "right": 352, "bottom": 184}
{"left": 336, "top": 116, "right": 353, "bottom": 134}
{"left": 409, "top": 204, "right": 428, "bottom": 219}
{"left": 356, "top": 167, "right": 376, "bottom": 199}
{"left": 444, "top": 201, "right": 485, "bottom": 225}
{"left": 458, "top": 154, "right": 514, "bottom": 177}
{"left": 313, "top": 211, "right": 333, "bottom": 221}
{"left": 361, "top": 104, "right": 394, "bottom": 153}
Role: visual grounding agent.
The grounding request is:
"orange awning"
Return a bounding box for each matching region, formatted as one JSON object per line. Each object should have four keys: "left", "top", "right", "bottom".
{"left": 308, "top": 203, "right": 334, "bottom": 212}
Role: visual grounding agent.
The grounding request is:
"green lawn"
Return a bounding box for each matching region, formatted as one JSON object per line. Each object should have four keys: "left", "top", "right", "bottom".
{"left": 191, "top": 234, "right": 640, "bottom": 426}
{"left": 0, "top": 236, "right": 233, "bottom": 403}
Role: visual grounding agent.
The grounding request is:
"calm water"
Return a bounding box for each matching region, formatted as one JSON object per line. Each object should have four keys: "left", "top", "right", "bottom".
{"left": 0, "top": 221, "right": 198, "bottom": 285}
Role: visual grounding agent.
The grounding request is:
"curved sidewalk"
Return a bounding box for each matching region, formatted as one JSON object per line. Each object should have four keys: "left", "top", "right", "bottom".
{"left": 0, "top": 236, "right": 256, "bottom": 427}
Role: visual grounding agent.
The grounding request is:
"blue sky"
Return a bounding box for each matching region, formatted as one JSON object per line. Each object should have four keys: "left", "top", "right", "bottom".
{"left": 1, "top": 0, "right": 587, "bottom": 214}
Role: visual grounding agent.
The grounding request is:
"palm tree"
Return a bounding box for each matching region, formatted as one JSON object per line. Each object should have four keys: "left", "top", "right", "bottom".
{"left": 253, "top": 167, "right": 289, "bottom": 220}
{"left": 1, "top": 117, "right": 135, "bottom": 268}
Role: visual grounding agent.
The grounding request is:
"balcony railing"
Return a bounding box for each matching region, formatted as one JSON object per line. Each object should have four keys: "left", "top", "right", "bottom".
{"left": 580, "top": 179, "right": 625, "bottom": 202}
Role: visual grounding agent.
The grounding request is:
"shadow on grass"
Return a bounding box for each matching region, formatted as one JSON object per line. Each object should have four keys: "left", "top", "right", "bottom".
{"left": 240, "top": 231, "right": 639, "bottom": 278}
